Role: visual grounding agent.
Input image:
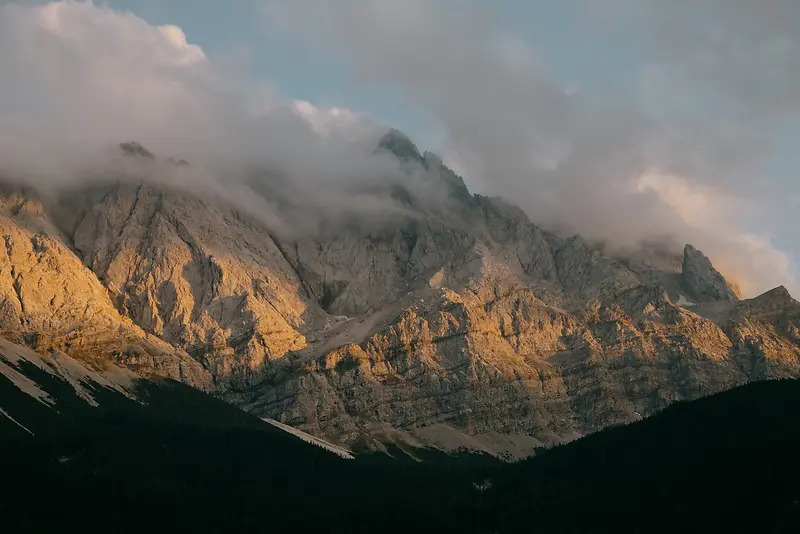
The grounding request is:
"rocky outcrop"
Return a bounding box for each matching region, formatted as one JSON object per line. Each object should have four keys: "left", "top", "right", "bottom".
{"left": 0, "top": 137, "right": 797, "bottom": 457}
{"left": 239, "top": 272, "right": 798, "bottom": 451}
{"left": 377, "top": 129, "right": 425, "bottom": 165}
{"left": 0, "top": 188, "right": 211, "bottom": 390}
{"left": 67, "top": 181, "right": 327, "bottom": 390}
{"left": 681, "top": 244, "right": 740, "bottom": 302}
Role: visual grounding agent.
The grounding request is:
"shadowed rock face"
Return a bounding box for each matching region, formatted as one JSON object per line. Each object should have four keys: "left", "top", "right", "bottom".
{"left": 681, "top": 244, "right": 740, "bottom": 302}
{"left": 377, "top": 129, "right": 425, "bottom": 165}
{"left": 0, "top": 138, "right": 797, "bottom": 458}
{"left": 119, "top": 142, "right": 155, "bottom": 159}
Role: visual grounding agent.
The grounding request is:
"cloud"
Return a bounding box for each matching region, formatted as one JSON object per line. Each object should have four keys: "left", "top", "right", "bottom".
{"left": 636, "top": 169, "right": 796, "bottom": 296}
{"left": 589, "top": 0, "right": 800, "bottom": 121}
{"left": 260, "top": 0, "right": 798, "bottom": 296}
{"left": 0, "top": 0, "right": 425, "bottom": 238}
{"left": 0, "top": 0, "right": 219, "bottom": 172}
{"left": 291, "top": 100, "right": 372, "bottom": 140}
{"left": 0, "top": 1, "right": 795, "bottom": 296}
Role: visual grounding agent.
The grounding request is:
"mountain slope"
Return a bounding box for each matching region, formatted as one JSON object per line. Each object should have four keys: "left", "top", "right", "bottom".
{"left": 0, "top": 186, "right": 211, "bottom": 389}
{"left": 0, "top": 134, "right": 798, "bottom": 456}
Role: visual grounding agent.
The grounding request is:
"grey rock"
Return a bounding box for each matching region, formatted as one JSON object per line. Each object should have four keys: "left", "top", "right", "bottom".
{"left": 681, "top": 244, "right": 740, "bottom": 302}
{"left": 0, "top": 131, "right": 797, "bottom": 458}
{"left": 377, "top": 129, "right": 424, "bottom": 165}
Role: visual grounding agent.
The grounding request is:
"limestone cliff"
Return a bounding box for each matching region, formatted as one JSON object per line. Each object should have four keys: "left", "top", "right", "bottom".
{"left": 0, "top": 137, "right": 795, "bottom": 458}
{"left": 682, "top": 244, "right": 741, "bottom": 302}
{"left": 0, "top": 188, "right": 210, "bottom": 389}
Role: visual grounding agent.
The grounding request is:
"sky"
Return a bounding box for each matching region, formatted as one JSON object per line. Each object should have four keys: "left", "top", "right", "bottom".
{"left": 0, "top": 0, "right": 798, "bottom": 297}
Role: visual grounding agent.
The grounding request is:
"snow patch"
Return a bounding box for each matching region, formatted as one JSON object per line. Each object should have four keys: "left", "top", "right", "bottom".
{"left": 0, "top": 359, "right": 56, "bottom": 407}
{"left": 0, "top": 407, "right": 34, "bottom": 435}
{"left": 47, "top": 352, "right": 140, "bottom": 406}
{"left": 0, "top": 338, "right": 140, "bottom": 408}
{"left": 676, "top": 294, "right": 697, "bottom": 307}
{"left": 262, "top": 418, "right": 355, "bottom": 460}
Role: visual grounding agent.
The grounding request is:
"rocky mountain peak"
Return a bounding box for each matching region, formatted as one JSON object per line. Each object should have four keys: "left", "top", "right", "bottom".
{"left": 741, "top": 285, "right": 796, "bottom": 312}
{"left": 422, "top": 151, "right": 443, "bottom": 170}
{"left": 0, "top": 141, "right": 798, "bottom": 459}
{"left": 681, "top": 244, "right": 740, "bottom": 302}
{"left": 377, "top": 129, "right": 424, "bottom": 164}
{"left": 765, "top": 285, "right": 792, "bottom": 300}
{"left": 166, "top": 157, "right": 190, "bottom": 167}
{"left": 424, "top": 151, "right": 473, "bottom": 203}
{"left": 376, "top": 131, "right": 474, "bottom": 208}
{"left": 119, "top": 141, "right": 155, "bottom": 159}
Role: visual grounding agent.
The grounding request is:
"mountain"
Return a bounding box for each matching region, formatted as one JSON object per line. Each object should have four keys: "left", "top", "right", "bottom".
{"left": 480, "top": 378, "right": 800, "bottom": 533}
{"left": 0, "top": 133, "right": 798, "bottom": 458}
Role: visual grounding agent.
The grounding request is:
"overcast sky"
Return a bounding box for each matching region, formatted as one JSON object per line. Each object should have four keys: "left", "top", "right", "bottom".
{"left": 0, "top": 0, "right": 797, "bottom": 297}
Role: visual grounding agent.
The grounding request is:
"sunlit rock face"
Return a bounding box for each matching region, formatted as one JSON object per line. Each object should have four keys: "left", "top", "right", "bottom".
{"left": 0, "top": 139, "right": 796, "bottom": 458}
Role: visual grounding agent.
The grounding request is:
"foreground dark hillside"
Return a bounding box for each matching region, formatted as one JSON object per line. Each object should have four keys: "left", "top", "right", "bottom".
{"left": 3, "top": 366, "right": 800, "bottom": 533}
{"left": 482, "top": 378, "right": 800, "bottom": 533}
{"left": 0, "top": 371, "right": 497, "bottom": 533}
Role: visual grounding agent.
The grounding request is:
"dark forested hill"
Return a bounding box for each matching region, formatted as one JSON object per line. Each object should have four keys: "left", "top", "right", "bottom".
{"left": 481, "top": 378, "right": 800, "bottom": 533}
{"left": 0, "top": 340, "right": 497, "bottom": 533}
{"left": 3, "top": 335, "right": 800, "bottom": 533}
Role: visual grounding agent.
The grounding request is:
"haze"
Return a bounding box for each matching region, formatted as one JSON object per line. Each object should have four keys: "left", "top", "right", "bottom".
{"left": 0, "top": 0, "right": 797, "bottom": 297}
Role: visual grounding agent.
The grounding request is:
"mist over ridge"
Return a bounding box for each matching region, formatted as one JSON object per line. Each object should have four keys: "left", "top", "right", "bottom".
{"left": 0, "top": 0, "right": 797, "bottom": 297}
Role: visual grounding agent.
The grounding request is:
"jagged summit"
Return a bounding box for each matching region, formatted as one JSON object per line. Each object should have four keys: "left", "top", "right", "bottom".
{"left": 117, "top": 142, "right": 190, "bottom": 168}
{"left": 422, "top": 150, "right": 443, "bottom": 169}
{"left": 166, "top": 157, "right": 190, "bottom": 166}
{"left": 0, "top": 138, "right": 797, "bottom": 458}
{"left": 741, "top": 284, "right": 797, "bottom": 312}
{"left": 761, "top": 285, "right": 793, "bottom": 300}
{"left": 377, "top": 130, "right": 473, "bottom": 205}
{"left": 119, "top": 141, "right": 154, "bottom": 158}
{"left": 681, "top": 244, "right": 740, "bottom": 302}
{"left": 377, "top": 128, "right": 424, "bottom": 164}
